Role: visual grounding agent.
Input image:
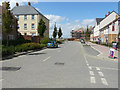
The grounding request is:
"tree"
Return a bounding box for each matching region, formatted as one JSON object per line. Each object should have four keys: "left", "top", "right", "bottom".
{"left": 85, "top": 25, "right": 89, "bottom": 40}
{"left": 53, "top": 23, "right": 57, "bottom": 39}
{"left": 58, "top": 27, "right": 63, "bottom": 38}
{"left": 2, "top": 2, "right": 14, "bottom": 46}
{"left": 38, "top": 19, "right": 47, "bottom": 37}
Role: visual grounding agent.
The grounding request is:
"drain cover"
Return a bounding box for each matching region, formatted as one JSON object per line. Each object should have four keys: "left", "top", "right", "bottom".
{"left": 54, "top": 62, "right": 64, "bottom": 65}
{"left": 0, "top": 67, "right": 21, "bottom": 71}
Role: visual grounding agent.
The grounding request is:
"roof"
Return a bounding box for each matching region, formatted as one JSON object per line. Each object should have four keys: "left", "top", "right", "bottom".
{"left": 12, "top": 5, "right": 49, "bottom": 20}
{"left": 96, "top": 18, "right": 104, "bottom": 25}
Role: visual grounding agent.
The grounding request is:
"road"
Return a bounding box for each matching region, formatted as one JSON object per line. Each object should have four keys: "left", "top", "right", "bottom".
{"left": 1, "top": 41, "right": 118, "bottom": 88}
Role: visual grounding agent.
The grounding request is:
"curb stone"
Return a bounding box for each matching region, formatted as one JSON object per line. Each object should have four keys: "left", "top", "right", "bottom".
{"left": 1, "top": 47, "right": 47, "bottom": 60}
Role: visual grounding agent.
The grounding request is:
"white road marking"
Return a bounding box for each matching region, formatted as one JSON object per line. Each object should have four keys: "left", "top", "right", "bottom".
{"left": 86, "top": 60, "right": 88, "bottom": 64}
{"left": 101, "top": 78, "right": 108, "bottom": 86}
{"left": 90, "top": 77, "right": 96, "bottom": 84}
{"left": 91, "top": 66, "right": 118, "bottom": 71}
{"left": 98, "top": 72, "right": 104, "bottom": 77}
{"left": 42, "top": 56, "right": 51, "bottom": 62}
{"left": 0, "top": 79, "right": 3, "bottom": 82}
{"left": 87, "top": 64, "right": 89, "bottom": 66}
{"left": 88, "top": 66, "right": 92, "bottom": 70}
{"left": 90, "top": 45, "right": 102, "bottom": 56}
{"left": 89, "top": 71, "right": 94, "bottom": 76}
{"left": 96, "top": 67, "right": 100, "bottom": 71}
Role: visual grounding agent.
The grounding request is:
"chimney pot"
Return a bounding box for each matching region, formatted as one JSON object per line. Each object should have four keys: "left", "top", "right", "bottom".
{"left": 108, "top": 11, "right": 110, "bottom": 15}
{"left": 28, "top": 2, "right": 31, "bottom": 6}
{"left": 105, "top": 14, "right": 107, "bottom": 17}
{"left": 16, "top": 3, "right": 19, "bottom": 6}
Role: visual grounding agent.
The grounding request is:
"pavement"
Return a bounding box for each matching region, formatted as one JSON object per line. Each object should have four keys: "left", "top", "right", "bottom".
{"left": 0, "top": 41, "right": 118, "bottom": 88}
{"left": 86, "top": 42, "right": 119, "bottom": 61}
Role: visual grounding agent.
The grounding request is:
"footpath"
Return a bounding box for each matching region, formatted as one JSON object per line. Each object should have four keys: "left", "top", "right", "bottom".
{"left": 87, "top": 42, "right": 118, "bottom": 61}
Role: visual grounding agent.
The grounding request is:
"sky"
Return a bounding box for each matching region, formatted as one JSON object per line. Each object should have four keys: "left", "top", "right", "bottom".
{"left": 0, "top": 1, "right": 118, "bottom": 38}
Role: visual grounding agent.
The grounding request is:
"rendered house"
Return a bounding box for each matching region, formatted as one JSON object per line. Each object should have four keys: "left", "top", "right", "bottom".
{"left": 93, "top": 18, "right": 103, "bottom": 42}
{"left": 99, "top": 11, "right": 119, "bottom": 43}
{"left": 93, "top": 11, "right": 119, "bottom": 44}
{"left": 12, "top": 2, "right": 49, "bottom": 38}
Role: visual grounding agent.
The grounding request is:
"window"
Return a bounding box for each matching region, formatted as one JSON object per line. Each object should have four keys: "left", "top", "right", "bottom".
{"left": 24, "top": 15, "right": 27, "bottom": 20}
{"left": 17, "top": 24, "right": 19, "bottom": 28}
{"left": 32, "top": 15, "right": 34, "bottom": 19}
{"left": 24, "top": 33, "right": 27, "bottom": 35}
{"left": 8, "top": 35, "right": 14, "bottom": 40}
{"left": 17, "top": 15, "right": 19, "bottom": 20}
{"left": 24, "top": 24, "right": 27, "bottom": 29}
{"left": 32, "top": 24, "right": 35, "bottom": 29}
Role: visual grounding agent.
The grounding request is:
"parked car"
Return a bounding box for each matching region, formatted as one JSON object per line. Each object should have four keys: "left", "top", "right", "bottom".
{"left": 47, "top": 41, "right": 58, "bottom": 48}
{"left": 80, "top": 39, "right": 85, "bottom": 44}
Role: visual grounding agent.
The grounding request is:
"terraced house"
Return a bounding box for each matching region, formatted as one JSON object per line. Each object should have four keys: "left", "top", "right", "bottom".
{"left": 92, "top": 11, "right": 119, "bottom": 44}
{"left": 12, "top": 2, "right": 49, "bottom": 38}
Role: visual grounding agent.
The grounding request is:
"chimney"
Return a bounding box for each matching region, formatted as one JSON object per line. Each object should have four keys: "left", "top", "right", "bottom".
{"left": 108, "top": 11, "right": 110, "bottom": 15}
{"left": 105, "top": 14, "right": 107, "bottom": 17}
{"left": 28, "top": 2, "right": 31, "bottom": 6}
{"left": 16, "top": 3, "right": 19, "bottom": 6}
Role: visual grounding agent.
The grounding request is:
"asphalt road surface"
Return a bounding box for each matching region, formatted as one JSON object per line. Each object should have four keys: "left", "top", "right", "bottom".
{"left": 1, "top": 41, "right": 118, "bottom": 88}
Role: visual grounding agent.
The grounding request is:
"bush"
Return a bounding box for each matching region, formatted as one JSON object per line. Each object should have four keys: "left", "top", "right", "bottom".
{"left": 40, "top": 37, "right": 49, "bottom": 44}
{"left": 15, "top": 43, "right": 46, "bottom": 52}
{"left": 2, "top": 45, "right": 15, "bottom": 57}
{"left": 2, "top": 38, "right": 31, "bottom": 46}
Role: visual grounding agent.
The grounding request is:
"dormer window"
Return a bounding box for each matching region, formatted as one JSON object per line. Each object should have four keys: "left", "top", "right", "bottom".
{"left": 24, "top": 15, "right": 27, "bottom": 20}
{"left": 17, "top": 15, "right": 19, "bottom": 20}
{"left": 32, "top": 15, "right": 34, "bottom": 19}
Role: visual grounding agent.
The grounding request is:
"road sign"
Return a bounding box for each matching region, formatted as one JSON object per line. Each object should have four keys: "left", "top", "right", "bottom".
{"left": 109, "top": 48, "right": 115, "bottom": 59}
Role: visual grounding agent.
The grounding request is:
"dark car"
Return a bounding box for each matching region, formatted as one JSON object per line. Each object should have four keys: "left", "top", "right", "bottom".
{"left": 47, "top": 41, "right": 58, "bottom": 48}
{"left": 80, "top": 39, "right": 85, "bottom": 44}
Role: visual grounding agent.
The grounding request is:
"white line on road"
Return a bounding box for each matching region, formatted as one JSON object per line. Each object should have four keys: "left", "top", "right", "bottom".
{"left": 98, "top": 72, "right": 104, "bottom": 77}
{"left": 0, "top": 79, "right": 3, "bottom": 82}
{"left": 89, "top": 71, "right": 94, "bottom": 76}
{"left": 101, "top": 78, "right": 108, "bottom": 86}
{"left": 88, "top": 66, "right": 92, "bottom": 70}
{"left": 87, "top": 64, "right": 89, "bottom": 66}
{"left": 42, "top": 56, "right": 51, "bottom": 62}
{"left": 90, "top": 77, "right": 96, "bottom": 84}
{"left": 96, "top": 67, "right": 100, "bottom": 71}
{"left": 90, "top": 45, "right": 103, "bottom": 56}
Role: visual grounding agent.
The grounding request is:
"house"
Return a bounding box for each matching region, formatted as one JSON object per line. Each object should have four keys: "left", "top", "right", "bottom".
{"left": 99, "top": 11, "right": 119, "bottom": 44}
{"left": 71, "top": 27, "right": 85, "bottom": 39}
{"left": 12, "top": 2, "right": 49, "bottom": 39}
{"left": 93, "top": 18, "right": 103, "bottom": 42}
{"left": 2, "top": 2, "right": 18, "bottom": 40}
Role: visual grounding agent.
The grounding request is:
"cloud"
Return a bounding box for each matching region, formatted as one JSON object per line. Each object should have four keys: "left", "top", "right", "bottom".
{"left": 81, "top": 19, "right": 95, "bottom": 26}
{"left": 45, "top": 14, "right": 95, "bottom": 38}
{"left": 74, "top": 20, "right": 80, "bottom": 23}
{"left": 45, "top": 15, "right": 65, "bottom": 23}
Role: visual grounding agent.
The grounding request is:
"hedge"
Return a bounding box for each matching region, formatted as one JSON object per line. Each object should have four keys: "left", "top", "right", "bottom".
{"left": 2, "top": 45, "right": 15, "bottom": 57}
{"left": 2, "top": 38, "right": 31, "bottom": 46}
{"left": 15, "top": 43, "right": 46, "bottom": 52}
{"left": 2, "top": 43, "right": 47, "bottom": 57}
